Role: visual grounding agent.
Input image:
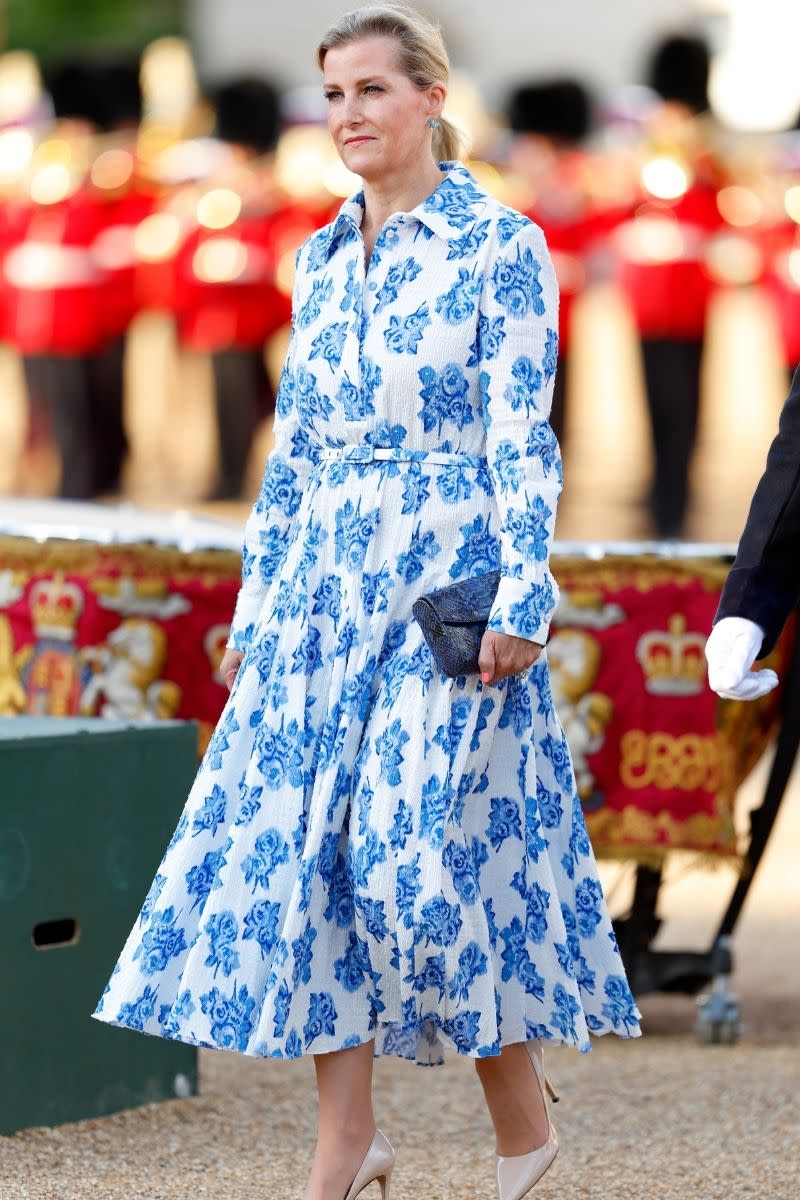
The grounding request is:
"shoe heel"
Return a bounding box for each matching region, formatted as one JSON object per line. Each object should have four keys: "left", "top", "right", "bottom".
{"left": 378, "top": 1167, "right": 392, "bottom": 1199}
{"left": 344, "top": 1130, "right": 395, "bottom": 1200}
{"left": 545, "top": 1075, "right": 560, "bottom": 1104}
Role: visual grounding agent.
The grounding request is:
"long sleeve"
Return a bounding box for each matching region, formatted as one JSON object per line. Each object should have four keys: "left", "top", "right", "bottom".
{"left": 478, "top": 220, "right": 563, "bottom": 645}
{"left": 226, "top": 244, "right": 321, "bottom": 650}
{"left": 714, "top": 365, "right": 800, "bottom": 658}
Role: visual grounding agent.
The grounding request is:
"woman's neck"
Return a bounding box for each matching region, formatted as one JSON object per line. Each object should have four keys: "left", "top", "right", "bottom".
{"left": 360, "top": 157, "right": 446, "bottom": 236}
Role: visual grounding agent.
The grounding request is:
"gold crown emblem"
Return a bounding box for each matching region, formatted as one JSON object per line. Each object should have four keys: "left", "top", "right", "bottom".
{"left": 29, "top": 572, "right": 84, "bottom": 641}
{"left": 636, "top": 614, "right": 707, "bottom": 696}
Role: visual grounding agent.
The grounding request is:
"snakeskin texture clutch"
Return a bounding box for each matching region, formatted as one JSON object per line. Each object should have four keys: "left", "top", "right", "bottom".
{"left": 412, "top": 569, "right": 501, "bottom": 677}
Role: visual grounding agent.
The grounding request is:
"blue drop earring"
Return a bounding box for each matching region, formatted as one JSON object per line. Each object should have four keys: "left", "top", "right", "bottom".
{"left": 426, "top": 117, "right": 439, "bottom": 130}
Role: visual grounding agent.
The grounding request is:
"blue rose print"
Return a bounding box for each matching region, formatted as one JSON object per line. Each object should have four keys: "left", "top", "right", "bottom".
{"left": 418, "top": 895, "right": 463, "bottom": 947}
{"left": 601, "top": 975, "right": 639, "bottom": 1032}
{"left": 435, "top": 265, "right": 482, "bottom": 324}
{"left": 504, "top": 355, "right": 543, "bottom": 417}
{"left": 542, "top": 328, "right": 559, "bottom": 379}
{"left": 243, "top": 899, "right": 281, "bottom": 958}
{"left": 185, "top": 839, "right": 232, "bottom": 913}
{"left": 396, "top": 521, "right": 441, "bottom": 583}
{"left": 334, "top": 930, "right": 371, "bottom": 993}
{"left": 406, "top": 951, "right": 447, "bottom": 1000}
{"left": 487, "top": 795, "right": 523, "bottom": 851}
{"left": 192, "top": 785, "right": 227, "bottom": 837}
{"left": 200, "top": 980, "right": 256, "bottom": 1052}
{"left": 491, "top": 239, "right": 545, "bottom": 318}
{"left": 449, "top": 514, "right": 500, "bottom": 578}
{"left": 419, "top": 773, "right": 451, "bottom": 848}
{"left": 303, "top": 991, "right": 338, "bottom": 1045}
{"left": 374, "top": 256, "right": 422, "bottom": 313}
{"left": 241, "top": 828, "right": 290, "bottom": 894}
{"left": 418, "top": 363, "right": 473, "bottom": 434}
{"left": 117, "top": 984, "right": 159, "bottom": 1031}
{"left": 133, "top": 906, "right": 188, "bottom": 976}
{"left": 309, "top": 320, "right": 349, "bottom": 369}
{"left": 139, "top": 873, "right": 166, "bottom": 926}
{"left": 204, "top": 911, "right": 240, "bottom": 978}
{"left": 335, "top": 497, "right": 382, "bottom": 570}
{"left": 574, "top": 877, "right": 604, "bottom": 938}
{"left": 383, "top": 303, "right": 431, "bottom": 353}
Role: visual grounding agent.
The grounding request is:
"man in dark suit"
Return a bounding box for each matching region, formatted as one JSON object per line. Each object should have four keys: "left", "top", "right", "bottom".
{"left": 706, "top": 367, "right": 800, "bottom": 698}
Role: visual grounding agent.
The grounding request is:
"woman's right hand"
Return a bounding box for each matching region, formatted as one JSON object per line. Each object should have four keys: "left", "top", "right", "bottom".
{"left": 219, "top": 648, "right": 244, "bottom": 692}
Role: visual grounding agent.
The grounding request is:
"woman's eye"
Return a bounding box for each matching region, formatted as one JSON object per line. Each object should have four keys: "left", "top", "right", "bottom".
{"left": 324, "top": 84, "right": 382, "bottom": 101}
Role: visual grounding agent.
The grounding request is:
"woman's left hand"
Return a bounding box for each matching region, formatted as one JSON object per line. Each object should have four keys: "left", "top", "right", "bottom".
{"left": 478, "top": 630, "right": 543, "bottom": 685}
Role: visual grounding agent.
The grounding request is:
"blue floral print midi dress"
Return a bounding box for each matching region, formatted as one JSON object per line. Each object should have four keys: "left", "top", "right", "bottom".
{"left": 93, "top": 161, "right": 642, "bottom": 1065}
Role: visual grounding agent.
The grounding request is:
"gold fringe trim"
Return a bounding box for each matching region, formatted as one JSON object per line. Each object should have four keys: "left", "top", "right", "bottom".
{"left": 552, "top": 554, "right": 731, "bottom": 593}
{"left": 0, "top": 534, "right": 242, "bottom": 584}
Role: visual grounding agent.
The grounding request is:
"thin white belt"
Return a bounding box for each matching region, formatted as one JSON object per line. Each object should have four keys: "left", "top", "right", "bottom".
{"left": 318, "top": 444, "right": 488, "bottom": 467}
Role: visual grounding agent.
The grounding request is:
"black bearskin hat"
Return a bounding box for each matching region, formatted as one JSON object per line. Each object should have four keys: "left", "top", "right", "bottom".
{"left": 506, "top": 79, "right": 593, "bottom": 144}
{"left": 214, "top": 77, "right": 281, "bottom": 153}
{"left": 647, "top": 34, "right": 711, "bottom": 114}
{"left": 44, "top": 56, "right": 142, "bottom": 130}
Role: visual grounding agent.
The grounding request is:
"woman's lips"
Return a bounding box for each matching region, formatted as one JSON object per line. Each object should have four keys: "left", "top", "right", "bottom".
{"left": 346, "top": 136, "right": 374, "bottom": 145}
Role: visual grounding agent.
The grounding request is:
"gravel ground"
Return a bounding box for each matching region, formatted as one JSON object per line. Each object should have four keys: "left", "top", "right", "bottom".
{"left": 2, "top": 1018, "right": 798, "bottom": 1200}
{"left": 4, "top": 765, "right": 799, "bottom": 1200}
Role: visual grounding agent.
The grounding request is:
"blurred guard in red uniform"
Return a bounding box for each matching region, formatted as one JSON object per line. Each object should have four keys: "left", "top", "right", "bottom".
{"left": 760, "top": 132, "right": 800, "bottom": 379}
{"left": 84, "top": 56, "right": 148, "bottom": 494}
{"left": 173, "top": 77, "right": 289, "bottom": 500}
{"left": 506, "top": 80, "right": 594, "bottom": 445}
{"left": 6, "top": 57, "right": 148, "bottom": 498}
{"left": 617, "top": 35, "right": 721, "bottom": 538}
{"left": 7, "top": 60, "right": 107, "bottom": 498}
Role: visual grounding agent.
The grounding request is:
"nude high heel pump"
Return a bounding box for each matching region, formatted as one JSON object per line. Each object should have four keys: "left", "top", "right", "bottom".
{"left": 495, "top": 1039, "right": 559, "bottom": 1200}
{"left": 342, "top": 1127, "right": 395, "bottom": 1200}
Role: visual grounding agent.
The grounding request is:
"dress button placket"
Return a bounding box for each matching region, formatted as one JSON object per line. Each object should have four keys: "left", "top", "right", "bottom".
{"left": 360, "top": 223, "right": 390, "bottom": 353}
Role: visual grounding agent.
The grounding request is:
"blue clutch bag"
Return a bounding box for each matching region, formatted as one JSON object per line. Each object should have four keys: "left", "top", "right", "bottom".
{"left": 412, "top": 569, "right": 501, "bottom": 677}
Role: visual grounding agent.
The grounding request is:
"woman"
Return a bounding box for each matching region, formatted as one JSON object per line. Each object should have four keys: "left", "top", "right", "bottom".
{"left": 93, "top": 6, "right": 641, "bottom": 1199}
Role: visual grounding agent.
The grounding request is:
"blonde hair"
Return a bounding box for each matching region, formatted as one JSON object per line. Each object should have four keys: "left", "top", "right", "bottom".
{"left": 316, "top": 3, "right": 463, "bottom": 163}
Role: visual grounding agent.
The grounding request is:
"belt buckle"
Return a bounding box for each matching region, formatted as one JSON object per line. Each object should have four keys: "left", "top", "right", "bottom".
{"left": 347, "top": 444, "right": 374, "bottom": 463}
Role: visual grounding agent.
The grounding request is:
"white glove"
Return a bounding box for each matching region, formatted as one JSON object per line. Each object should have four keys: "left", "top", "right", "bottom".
{"left": 705, "top": 617, "right": 779, "bottom": 700}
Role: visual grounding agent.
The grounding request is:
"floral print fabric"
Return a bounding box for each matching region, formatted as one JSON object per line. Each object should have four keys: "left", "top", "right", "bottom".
{"left": 93, "top": 161, "right": 641, "bottom": 1064}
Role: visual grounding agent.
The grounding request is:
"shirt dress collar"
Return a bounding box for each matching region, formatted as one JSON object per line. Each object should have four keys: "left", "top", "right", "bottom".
{"left": 322, "top": 159, "right": 490, "bottom": 259}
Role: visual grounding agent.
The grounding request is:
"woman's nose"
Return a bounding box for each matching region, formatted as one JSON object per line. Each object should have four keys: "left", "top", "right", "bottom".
{"left": 340, "top": 93, "right": 363, "bottom": 125}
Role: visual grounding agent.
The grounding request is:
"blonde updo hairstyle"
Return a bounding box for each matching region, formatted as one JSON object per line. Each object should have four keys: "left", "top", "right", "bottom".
{"left": 316, "top": 3, "right": 463, "bottom": 163}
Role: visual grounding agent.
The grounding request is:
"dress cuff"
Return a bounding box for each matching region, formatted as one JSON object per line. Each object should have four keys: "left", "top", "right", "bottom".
{"left": 226, "top": 587, "right": 266, "bottom": 650}
{"left": 485, "top": 572, "right": 559, "bottom": 645}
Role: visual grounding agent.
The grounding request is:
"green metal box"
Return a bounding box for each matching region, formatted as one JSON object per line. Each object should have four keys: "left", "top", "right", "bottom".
{"left": 0, "top": 717, "right": 199, "bottom": 1134}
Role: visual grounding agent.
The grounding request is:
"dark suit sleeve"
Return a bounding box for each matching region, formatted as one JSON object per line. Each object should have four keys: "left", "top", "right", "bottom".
{"left": 713, "top": 365, "right": 800, "bottom": 658}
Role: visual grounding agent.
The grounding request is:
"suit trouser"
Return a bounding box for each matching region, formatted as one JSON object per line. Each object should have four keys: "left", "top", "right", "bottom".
{"left": 23, "top": 355, "right": 92, "bottom": 499}
{"left": 86, "top": 337, "right": 127, "bottom": 494}
{"left": 641, "top": 337, "right": 704, "bottom": 538}
{"left": 549, "top": 356, "right": 567, "bottom": 447}
{"left": 210, "top": 347, "right": 275, "bottom": 499}
{"left": 23, "top": 343, "right": 128, "bottom": 499}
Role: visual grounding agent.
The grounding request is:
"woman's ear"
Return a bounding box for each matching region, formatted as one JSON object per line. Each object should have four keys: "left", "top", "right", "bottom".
{"left": 426, "top": 82, "right": 446, "bottom": 119}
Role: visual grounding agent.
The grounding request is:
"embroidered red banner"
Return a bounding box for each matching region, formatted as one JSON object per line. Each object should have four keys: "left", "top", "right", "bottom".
{"left": 548, "top": 555, "right": 792, "bottom": 861}
{"left": 0, "top": 537, "right": 790, "bottom": 861}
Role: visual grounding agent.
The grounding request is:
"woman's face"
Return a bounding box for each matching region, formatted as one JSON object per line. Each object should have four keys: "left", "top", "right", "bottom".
{"left": 322, "top": 36, "right": 444, "bottom": 180}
